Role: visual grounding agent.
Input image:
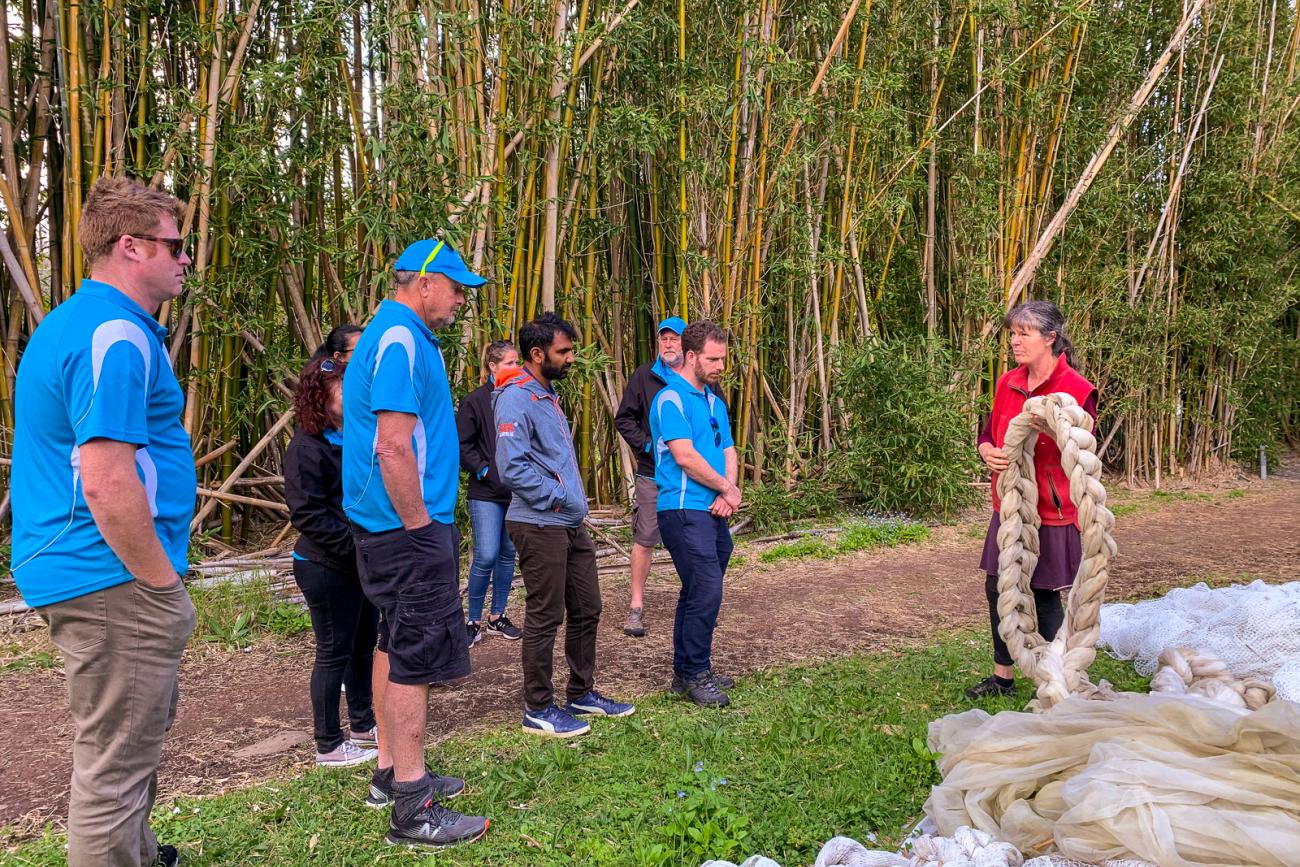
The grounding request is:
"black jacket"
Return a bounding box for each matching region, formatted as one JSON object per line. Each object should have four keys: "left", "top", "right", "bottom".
{"left": 614, "top": 359, "right": 674, "bottom": 478}
{"left": 457, "top": 381, "right": 512, "bottom": 503}
{"left": 284, "top": 426, "right": 357, "bottom": 575}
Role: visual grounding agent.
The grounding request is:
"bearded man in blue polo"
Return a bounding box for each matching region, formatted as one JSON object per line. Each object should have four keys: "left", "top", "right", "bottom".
{"left": 651, "top": 320, "right": 743, "bottom": 708}
{"left": 10, "top": 176, "right": 196, "bottom": 867}
{"left": 341, "top": 238, "right": 490, "bottom": 849}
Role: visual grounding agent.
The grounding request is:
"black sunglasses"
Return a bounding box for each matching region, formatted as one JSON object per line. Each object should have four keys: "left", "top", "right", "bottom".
{"left": 124, "top": 234, "right": 188, "bottom": 259}
{"left": 709, "top": 413, "right": 721, "bottom": 446}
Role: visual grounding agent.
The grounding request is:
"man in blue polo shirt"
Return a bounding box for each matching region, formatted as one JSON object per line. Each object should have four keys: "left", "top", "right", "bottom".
{"left": 341, "top": 238, "right": 490, "bottom": 849}
{"left": 10, "top": 176, "right": 196, "bottom": 867}
{"left": 650, "top": 320, "right": 742, "bottom": 708}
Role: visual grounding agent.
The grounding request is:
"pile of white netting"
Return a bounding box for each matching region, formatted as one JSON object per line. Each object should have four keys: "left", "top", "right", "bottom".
{"left": 1098, "top": 579, "right": 1300, "bottom": 702}
{"left": 701, "top": 827, "right": 1157, "bottom": 866}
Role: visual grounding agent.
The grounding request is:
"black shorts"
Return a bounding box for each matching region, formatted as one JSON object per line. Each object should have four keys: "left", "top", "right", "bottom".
{"left": 352, "top": 522, "right": 470, "bottom": 686}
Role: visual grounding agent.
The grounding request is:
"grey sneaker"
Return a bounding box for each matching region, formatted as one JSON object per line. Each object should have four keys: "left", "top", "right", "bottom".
{"left": 483, "top": 614, "right": 522, "bottom": 640}
{"left": 623, "top": 607, "right": 646, "bottom": 637}
{"left": 671, "top": 671, "right": 735, "bottom": 694}
{"left": 681, "top": 672, "right": 730, "bottom": 707}
{"left": 387, "top": 796, "right": 489, "bottom": 849}
{"left": 367, "top": 765, "right": 465, "bottom": 808}
{"left": 316, "top": 739, "right": 378, "bottom": 767}
{"left": 351, "top": 726, "right": 378, "bottom": 749}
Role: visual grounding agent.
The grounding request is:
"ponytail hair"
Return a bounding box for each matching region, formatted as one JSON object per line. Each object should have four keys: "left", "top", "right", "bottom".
{"left": 311, "top": 324, "right": 363, "bottom": 361}
{"left": 1004, "top": 300, "right": 1077, "bottom": 368}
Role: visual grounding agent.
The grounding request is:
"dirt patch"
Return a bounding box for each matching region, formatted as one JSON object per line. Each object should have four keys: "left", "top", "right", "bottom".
{"left": 2, "top": 481, "right": 1297, "bottom": 839}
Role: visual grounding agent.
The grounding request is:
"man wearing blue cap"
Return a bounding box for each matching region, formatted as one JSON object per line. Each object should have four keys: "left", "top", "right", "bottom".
{"left": 613, "top": 315, "right": 686, "bottom": 638}
{"left": 342, "top": 237, "right": 490, "bottom": 849}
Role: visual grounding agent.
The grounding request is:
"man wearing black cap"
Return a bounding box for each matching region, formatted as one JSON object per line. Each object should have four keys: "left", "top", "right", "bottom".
{"left": 342, "top": 237, "right": 490, "bottom": 849}
{"left": 613, "top": 316, "right": 686, "bottom": 638}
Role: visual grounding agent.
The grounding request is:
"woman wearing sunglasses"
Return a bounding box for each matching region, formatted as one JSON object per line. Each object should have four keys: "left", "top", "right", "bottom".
{"left": 284, "top": 325, "right": 381, "bottom": 766}
{"left": 456, "top": 340, "right": 525, "bottom": 645}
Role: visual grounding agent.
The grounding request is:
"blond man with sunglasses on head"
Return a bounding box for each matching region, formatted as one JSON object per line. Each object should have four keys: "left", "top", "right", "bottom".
{"left": 341, "top": 238, "right": 491, "bottom": 849}
{"left": 10, "top": 176, "right": 195, "bottom": 866}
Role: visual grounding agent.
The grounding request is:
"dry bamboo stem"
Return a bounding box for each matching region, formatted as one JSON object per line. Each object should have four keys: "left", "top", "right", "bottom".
{"left": 1003, "top": 0, "right": 1208, "bottom": 311}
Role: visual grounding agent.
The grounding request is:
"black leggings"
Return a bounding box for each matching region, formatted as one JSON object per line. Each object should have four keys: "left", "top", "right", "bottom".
{"left": 293, "top": 558, "right": 380, "bottom": 752}
{"left": 984, "top": 574, "right": 1064, "bottom": 668}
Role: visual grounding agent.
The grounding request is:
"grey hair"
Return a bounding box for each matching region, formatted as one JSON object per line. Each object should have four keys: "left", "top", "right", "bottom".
{"left": 1004, "top": 300, "right": 1077, "bottom": 368}
{"left": 393, "top": 270, "right": 420, "bottom": 287}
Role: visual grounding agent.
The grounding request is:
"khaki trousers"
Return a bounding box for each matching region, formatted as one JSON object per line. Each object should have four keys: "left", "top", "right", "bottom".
{"left": 39, "top": 579, "right": 196, "bottom": 867}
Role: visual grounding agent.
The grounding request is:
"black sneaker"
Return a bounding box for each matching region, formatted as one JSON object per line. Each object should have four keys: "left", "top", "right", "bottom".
{"left": 366, "top": 766, "right": 465, "bottom": 808}
{"left": 466, "top": 621, "right": 482, "bottom": 647}
{"left": 483, "top": 615, "right": 522, "bottom": 640}
{"left": 671, "top": 671, "right": 735, "bottom": 694}
{"left": 964, "top": 675, "right": 1016, "bottom": 699}
{"left": 681, "top": 672, "right": 730, "bottom": 707}
{"left": 387, "top": 797, "right": 489, "bottom": 849}
{"left": 155, "top": 844, "right": 179, "bottom": 867}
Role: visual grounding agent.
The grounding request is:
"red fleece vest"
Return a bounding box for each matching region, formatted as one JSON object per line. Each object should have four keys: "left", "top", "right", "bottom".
{"left": 989, "top": 354, "right": 1097, "bottom": 527}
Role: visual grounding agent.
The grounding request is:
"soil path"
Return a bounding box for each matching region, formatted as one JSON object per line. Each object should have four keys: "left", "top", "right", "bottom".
{"left": 2, "top": 482, "right": 1297, "bottom": 836}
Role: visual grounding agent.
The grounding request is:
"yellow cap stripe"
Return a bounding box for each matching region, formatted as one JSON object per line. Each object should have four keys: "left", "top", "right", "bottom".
{"left": 417, "top": 240, "right": 446, "bottom": 277}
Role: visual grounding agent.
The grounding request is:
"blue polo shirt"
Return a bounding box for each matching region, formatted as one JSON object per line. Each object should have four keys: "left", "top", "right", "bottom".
{"left": 650, "top": 378, "right": 735, "bottom": 511}
{"left": 342, "top": 300, "right": 459, "bottom": 531}
{"left": 10, "top": 279, "right": 196, "bottom": 607}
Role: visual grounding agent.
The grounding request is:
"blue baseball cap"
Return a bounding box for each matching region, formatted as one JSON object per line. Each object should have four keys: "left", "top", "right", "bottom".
{"left": 394, "top": 238, "right": 488, "bottom": 287}
{"left": 657, "top": 316, "right": 687, "bottom": 335}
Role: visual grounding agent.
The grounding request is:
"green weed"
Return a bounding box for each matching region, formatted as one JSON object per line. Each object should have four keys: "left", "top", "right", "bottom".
{"left": 189, "top": 575, "right": 311, "bottom": 649}
{"left": 758, "top": 536, "right": 836, "bottom": 563}
{"left": 836, "top": 521, "right": 930, "bottom": 553}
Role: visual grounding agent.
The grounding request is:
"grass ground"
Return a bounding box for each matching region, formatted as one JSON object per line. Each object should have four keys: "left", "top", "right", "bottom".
{"left": 5, "top": 634, "right": 1150, "bottom": 866}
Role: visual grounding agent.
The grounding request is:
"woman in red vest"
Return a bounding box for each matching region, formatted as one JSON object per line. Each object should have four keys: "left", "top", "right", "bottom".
{"left": 966, "top": 301, "right": 1098, "bottom": 699}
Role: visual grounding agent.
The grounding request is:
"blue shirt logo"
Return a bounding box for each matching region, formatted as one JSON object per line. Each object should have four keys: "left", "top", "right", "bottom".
{"left": 10, "top": 279, "right": 196, "bottom": 606}
{"left": 342, "top": 300, "right": 459, "bottom": 531}
{"left": 650, "top": 379, "right": 734, "bottom": 512}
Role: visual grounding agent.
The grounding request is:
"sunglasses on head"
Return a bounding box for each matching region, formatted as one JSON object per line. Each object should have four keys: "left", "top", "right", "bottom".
{"left": 124, "top": 234, "right": 188, "bottom": 260}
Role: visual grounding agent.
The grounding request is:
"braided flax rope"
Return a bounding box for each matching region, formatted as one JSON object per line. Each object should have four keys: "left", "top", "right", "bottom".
{"left": 995, "top": 393, "right": 1116, "bottom": 711}
{"left": 995, "top": 393, "right": 1281, "bottom": 712}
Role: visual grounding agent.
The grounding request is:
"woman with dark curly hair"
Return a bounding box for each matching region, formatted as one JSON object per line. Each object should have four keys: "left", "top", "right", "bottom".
{"left": 284, "top": 326, "right": 379, "bottom": 766}
{"left": 966, "top": 301, "right": 1098, "bottom": 700}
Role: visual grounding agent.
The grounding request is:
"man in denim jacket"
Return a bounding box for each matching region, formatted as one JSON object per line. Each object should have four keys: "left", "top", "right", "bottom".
{"left": 494, "top": 313, "right": 635, "bottom": 737}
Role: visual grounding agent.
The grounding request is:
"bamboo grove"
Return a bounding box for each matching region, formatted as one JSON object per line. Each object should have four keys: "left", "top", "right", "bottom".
{"left": 1, "top": 0, "right": 1297, "bottom": 542}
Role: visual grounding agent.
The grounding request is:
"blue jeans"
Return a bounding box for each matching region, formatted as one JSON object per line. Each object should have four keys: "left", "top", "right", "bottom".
{"left": 466, "top": 498, "right": 517, "bottom": 622}
{"left": 659, "top": 509, "right": 734, "bottom": 677}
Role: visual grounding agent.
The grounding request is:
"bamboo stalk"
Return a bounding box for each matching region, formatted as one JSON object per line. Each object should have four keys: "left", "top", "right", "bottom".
{"left": 1004, "top": 0, "right": 1209, "bottom": 311}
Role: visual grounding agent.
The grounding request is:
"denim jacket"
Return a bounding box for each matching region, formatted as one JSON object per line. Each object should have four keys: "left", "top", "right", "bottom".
{"left": 492, "top": 370, "right": 588, "bottom": 527}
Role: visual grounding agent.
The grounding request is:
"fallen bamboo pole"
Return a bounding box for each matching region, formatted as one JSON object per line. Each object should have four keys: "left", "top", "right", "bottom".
{"left": 190, "top": 408, "right": 295, "bottom": 531}
{"left": 196, "top": 487, "right": 290, "bottom": 514}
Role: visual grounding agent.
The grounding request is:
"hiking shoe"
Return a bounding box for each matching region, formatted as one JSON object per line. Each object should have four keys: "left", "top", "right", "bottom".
{"left": 386, "top": 798, "right": 489, "bottom": 849}
{"left": 483, "top": 615, "right": 522, "bottom": 640}
{"left": 466, "top": 621, "right": 482, "bottom": 647}
{"left": 351, "top": 726, "right": 378, "bottom": 749}
{"left": 316, "top": 739, "right": 378, "bottom": 767}
{"left": 566, "top": 690, "right": 636, "bottom": 718}
{"left": 521, "top": 704, "right": 590, "bottom": 738}
{"left": 671, "top": 671, "right": 735, "bottom": 694}
{"left": 155, "top": 844, "right": 180, "bottom": 866}
{"left": 682, "top": 672, "right": 730, "bottom": 707}
{"left": 623, "top": 607, "right": 646, "bottom": 637}
{"left": 366, "top": 766, "right": 465, "bottom": 808}
{"left": 965, "top": 675, "right": 1016, "bottom": 699}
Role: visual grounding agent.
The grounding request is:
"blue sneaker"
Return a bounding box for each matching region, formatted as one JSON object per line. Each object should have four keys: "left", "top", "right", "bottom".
{"left": 521, "top": 705, "right": 590, "bottom": 738}
{"left": 566, "top": 690, "right": 636, "bottom": 718}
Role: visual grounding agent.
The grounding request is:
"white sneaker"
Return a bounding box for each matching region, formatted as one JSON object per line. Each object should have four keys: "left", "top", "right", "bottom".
{"left": 316, "top": 739, "right": 378, "bottom": 767}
